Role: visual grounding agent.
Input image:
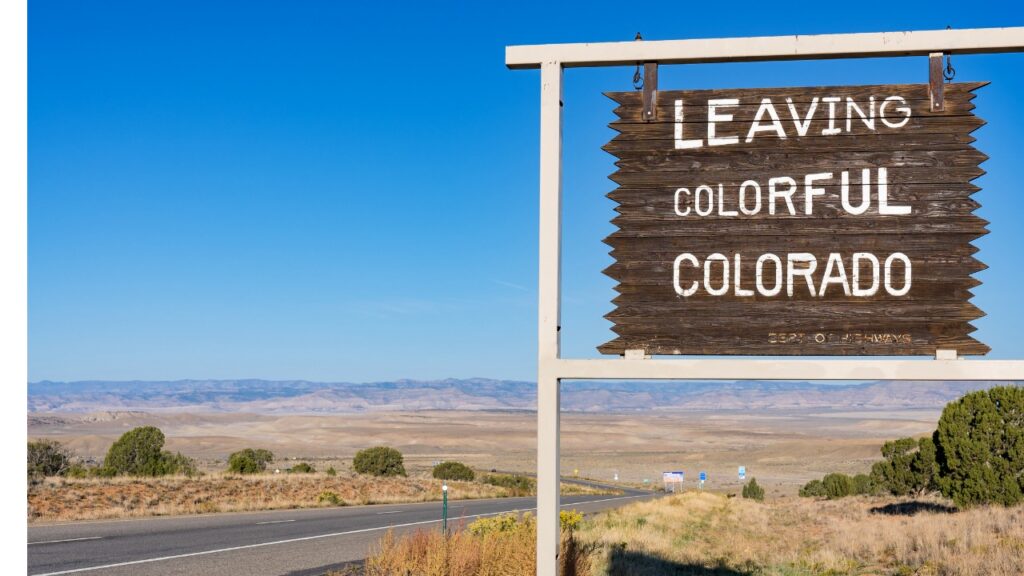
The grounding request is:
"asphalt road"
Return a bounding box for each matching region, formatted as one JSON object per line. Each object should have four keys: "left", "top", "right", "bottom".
{"left": 28, "top": 482, "right": 654, "bottom": 576}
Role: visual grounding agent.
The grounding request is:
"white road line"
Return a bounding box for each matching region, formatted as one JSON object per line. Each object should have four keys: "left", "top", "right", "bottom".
{"left": 31, "top": 494, "right": 650, "bottom": 576}
{"left": 29, "top": 537, "right": 102, "bottom": 546}
{"left": 375, "top": 510, "right": 402, "bottom": 515}
{"left": 254, "top": 520, "right": 294, "bottom": 525}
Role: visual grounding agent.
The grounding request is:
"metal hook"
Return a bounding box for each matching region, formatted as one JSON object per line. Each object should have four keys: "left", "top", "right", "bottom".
{"left": 633, "top": 33, "right": 643, "bottom": 90}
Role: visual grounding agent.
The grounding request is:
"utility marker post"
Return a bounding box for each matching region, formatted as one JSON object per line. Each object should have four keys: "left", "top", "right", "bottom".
{"left": 442, "top": 482, "right": 448, "bottom": 534}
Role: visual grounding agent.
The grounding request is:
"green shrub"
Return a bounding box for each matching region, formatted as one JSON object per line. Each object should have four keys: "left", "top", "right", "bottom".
{"left": 481, "top": 473, "right": 534, "bottom": 495}
{"left": 318, "top": 491, "right": 343, "bottom": 506}
{"left": 65, "top": 462, "right": 90, "bottom": 478}
{"left": 742, "top": 477, "right": 765, "bottom": 501}
{"left": 852, "top": 473, "right": 875, "bottom": 495}
{"left": 432, "top": 461, "right": 475, "bottom": 481}
{"left": 353, "top": 446, "right": 406, "bottom": 477}
{"left": 27, "top": 439, "right": 73, "bottom": 478}
{"left": 91, "top": 466, "right": 117, "bottom": 478}
{"left": 102, "top": 426, "right": 196, "bottom": 477}
{"left": 822, "top": 473, "right": 854, "bottom": 499}
{"left": 290, "top": 462, "right": 315, "bottom": 474}
{"left": 326, "top": 466, "right": 337, "bottom": 476}
{"left": 935, "top": 386, "right": 1024, "bottom": 507}
{"left": 870, "top": 436, "right": 938, "bottom": 497}
{"left": 799, "top": 479, "right": 827, "bottom": 498}
{"left": 227, "top": 448, "right": 274, "bottom": 474}
{"left": 163, "top": 451, "right": 198, "bottom": 477}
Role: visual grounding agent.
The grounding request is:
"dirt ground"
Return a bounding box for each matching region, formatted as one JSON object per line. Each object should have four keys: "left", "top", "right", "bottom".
{"left": 28, "top": 407, "right": 939, "bottom": 495}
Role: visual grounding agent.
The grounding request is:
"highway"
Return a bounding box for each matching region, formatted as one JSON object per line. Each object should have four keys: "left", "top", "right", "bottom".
{"left": 28, "top": 482, "right": 654, "bottom": 576}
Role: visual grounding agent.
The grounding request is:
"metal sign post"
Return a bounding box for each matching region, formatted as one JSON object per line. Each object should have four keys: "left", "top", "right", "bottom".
{"left": 507, "top": 27, "right": 1024, "bottom": 576}
{"left": 442, "top": 483, "right": 448, "bottom": 534}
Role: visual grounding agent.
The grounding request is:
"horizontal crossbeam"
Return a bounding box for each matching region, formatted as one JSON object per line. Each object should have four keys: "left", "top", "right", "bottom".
{"left": 555, "top": 358, "right": 1023, "bottom": 381}
{"left": 506, "top": 27, "right": 1024, "bottom": 69}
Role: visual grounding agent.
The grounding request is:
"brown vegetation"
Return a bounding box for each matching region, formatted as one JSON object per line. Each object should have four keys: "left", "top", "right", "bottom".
{"left": 361, "top": 492, "right": 1024, "bottom": 576}
{"left": 28, "top": 474, "right": 488, "bottom": 522}
{"left": 364, "top": 516, "right": 589, "bottom": 576}
{"left": 27, "top": 473, "right": 610, "bottom": 523}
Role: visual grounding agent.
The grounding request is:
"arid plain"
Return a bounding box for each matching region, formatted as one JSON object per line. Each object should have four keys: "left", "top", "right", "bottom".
{"left": 29, "top": 406, "right": 939, "bottom": 495}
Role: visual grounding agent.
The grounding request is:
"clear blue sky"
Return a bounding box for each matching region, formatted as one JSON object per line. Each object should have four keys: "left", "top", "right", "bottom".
{"left": 29, "top": 1, "right": 1024, "bottom": 382}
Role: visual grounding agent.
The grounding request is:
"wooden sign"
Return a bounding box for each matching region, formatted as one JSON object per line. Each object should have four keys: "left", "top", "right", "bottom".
{"left": 601, "top": 82, "right": 989, "bottom": 356}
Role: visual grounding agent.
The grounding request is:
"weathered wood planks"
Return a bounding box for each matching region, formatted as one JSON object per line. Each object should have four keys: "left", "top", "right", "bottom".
{"left": 601, "top": 82, "right": 988, "bottom": 356}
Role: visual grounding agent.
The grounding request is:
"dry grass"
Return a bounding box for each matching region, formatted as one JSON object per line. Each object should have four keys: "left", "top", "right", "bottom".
{"left": 579, "top": 492, "right": 1024, "bottom": 576}
{"left": 358, "top": 492, "right": 1024, "bottom": 576}
{"left": 27, "top": 473, "right": 610, "bottom": 523}
{"left": 362, "top": 517, "right": 591, "bottom": 576}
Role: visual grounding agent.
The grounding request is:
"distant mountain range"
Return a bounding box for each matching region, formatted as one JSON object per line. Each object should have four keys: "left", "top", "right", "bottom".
{"left": 27, "top": 378, "right": 1020, "bottom": 414}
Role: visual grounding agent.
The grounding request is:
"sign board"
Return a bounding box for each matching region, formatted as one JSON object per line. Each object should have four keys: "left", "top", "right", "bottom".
{"left": 738, "top": 466, "right": 746, "bottom": 480}
{"left": 600, "top": 82, "right": 988, "bottom": 356}
{"left": 663, "top": 470, "right": 685, "bottom": 492}
{"left": 699, "top": 471, "right": 707, "bottom": 482}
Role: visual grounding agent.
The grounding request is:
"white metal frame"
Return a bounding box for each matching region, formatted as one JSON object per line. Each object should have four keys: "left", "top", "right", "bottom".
{"left": 507, "top": 27, "right": 1024, "bottom": 576}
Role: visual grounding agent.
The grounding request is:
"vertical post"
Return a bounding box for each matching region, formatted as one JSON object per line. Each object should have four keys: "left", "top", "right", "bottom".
{"left": 442, "top": 482, "right": 448, "bottom": 534}
{"left": 537, "top": 59, "right": 563, "bottom": 576}
{"left": 928, "top": 52, "right": 945, "bottom": 112}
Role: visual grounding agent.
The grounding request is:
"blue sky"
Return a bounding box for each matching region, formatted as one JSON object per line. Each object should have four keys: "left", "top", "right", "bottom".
{"left": 29, "top": 1, "right": 1024, "bottom": 382}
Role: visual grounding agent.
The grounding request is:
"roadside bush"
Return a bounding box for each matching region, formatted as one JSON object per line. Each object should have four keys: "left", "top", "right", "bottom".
{"left": 935, "top": 385, "right": 1024, "bottom": 507}
{"left": 799, "top": 479, "right": 827, "bottom": 498}
{"left": 103, "top": 426, "right": 196, "bottom": 477}
{"left": 870, "top": 436, "right": 938, "bottom": 497}
{"left": 290, "top": 462, "right": 315, "bottom": 474}
{"left": 65, "top": 462, "right": 90, "bottom": 478}
{"left": 227, "top": 448, "right": 274, "bottom": 474}
{"left": 560, "top": 509, "right": 584, "bottom": 531}
{"left": 432, "top": 461, "right": 474, "bottom": 481}
{"left": 163, "top": 451, "right": 198, "bottom": 477}
{"left": 326, "top": 466, "right": 337, "bottom": 476}
{"left": 822, "top": 473, "right": 854, "bottom": 499}
{"left": 481, "top": 473, "right": 534, "bottom": 496}
{"left": 468, "top": 512, "right": 526, "bottom": 536}
{"left": 318, "top": 491, "right": 343, "bottom": 506}
{"left": 27, "top": 439, "right": 73, "bottom": 478}
{"left": 742, "top": 477, "right": 765, "bottom": 501}
{"left": 852, "top": 473, "right": 875, "bottom": 495}
{"left": 353, "top": 446, "right": 406, "bottom": 477}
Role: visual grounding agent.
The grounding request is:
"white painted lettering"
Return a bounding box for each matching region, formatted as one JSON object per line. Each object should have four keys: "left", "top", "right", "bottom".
{"left": 804, "top": 172, "right": 831, "bottom": 215}
{"left": 819, "top": 252, "right": 851, "bottom": 296}
{"left": 673, "top": 253, "right": 700, "bottom": 297}
{"left": 852, "top": 252, "right": 880, "bottom": 297}
{"left": 879, "top": 96, "right": 911, "bottom": 128}
{"left": 841, "top": 169, "right": 871, "bottom": 215}
{"left": 707, "top": 98, "right": 739, "bottom": 146}
{"left": 674, "top": 187, "right": 691, "bottom": 216}
{"left": 846, "top": 97, "right": 876, "bottom": 132}
{"left": 704, "top": 253, "right": 730, "bottom": 296}
{"left": 876, "top": 167, "right": 910, "bottom": 215}
{"left": 821, "top": 97, "right": 842, "bottom": 135}
{"left": 786, "top": 97, "right": 819, "bottom": 137}
{"left": 756, "top": 253, "right": 783, "bottom": 296}
{"left": 739, "top": 180, "right": 761, "bottom": 216}
{"left": 884, "top": 253, "right": 912, "bottom": 296}
{"left": 745, "top": 98, "right": 787, "bottom": 142}
{"left": 787, "top": 253, "right": 818, "bottom": 297}
{"left": 674, "top": 100, "right": 703, "bottom": 149}
{"left": 768, "top": 176, "right": 797, "bottom": 215}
